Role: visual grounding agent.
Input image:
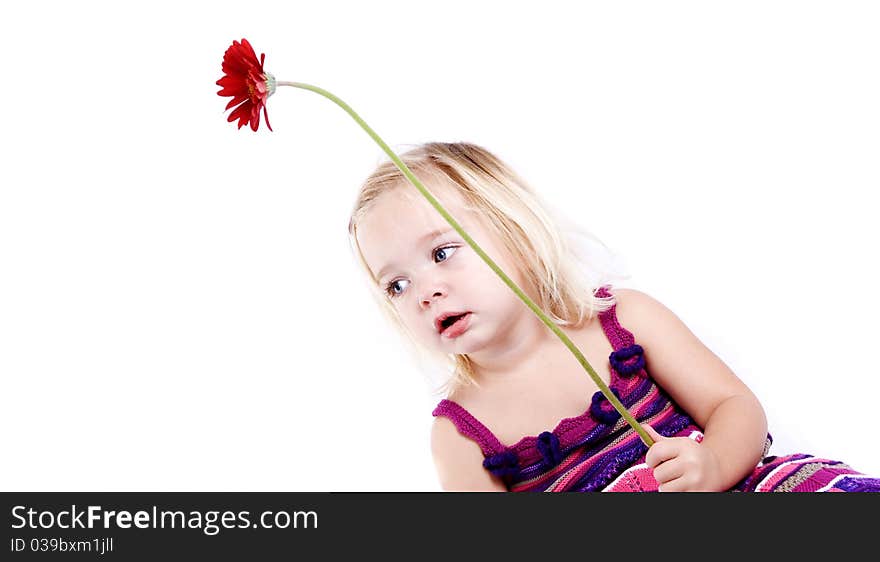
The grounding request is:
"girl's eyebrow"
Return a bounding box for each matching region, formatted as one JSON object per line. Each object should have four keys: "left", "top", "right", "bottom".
{"left": 375, "top": 228, "right": 453, "bottom": 281}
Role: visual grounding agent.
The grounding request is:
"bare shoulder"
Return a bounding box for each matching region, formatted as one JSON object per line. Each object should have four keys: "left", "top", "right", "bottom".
{"left": 611, "top": 287, "right": 701, "bottom": 339}
{"left": 430, "top": 417, "right": 507, "bottom": 492}
{"left": 609, "top": 287, "right": 672, "bottom": 333}
{"left": 609, "top": 286, "right": 699, "bottom": 360}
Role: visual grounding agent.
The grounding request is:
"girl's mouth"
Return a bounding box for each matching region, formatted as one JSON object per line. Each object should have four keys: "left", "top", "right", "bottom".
{"left": 440, "top": 312, "right": 471, "bottom": 339}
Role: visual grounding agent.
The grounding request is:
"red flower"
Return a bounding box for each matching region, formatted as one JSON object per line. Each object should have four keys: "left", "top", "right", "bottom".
{"left": 216, "top": 38, "right": 276, "bottom": 132}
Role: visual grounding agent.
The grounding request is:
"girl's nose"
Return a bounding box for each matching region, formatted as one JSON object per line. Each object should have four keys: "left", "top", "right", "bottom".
{"left": 420, "top": 288, "right": 444, "bottom": 309}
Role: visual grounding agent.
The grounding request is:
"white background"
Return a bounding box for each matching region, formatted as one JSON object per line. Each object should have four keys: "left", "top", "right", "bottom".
{"left": 2, "top": 1, "right": 878, "bottom": 491}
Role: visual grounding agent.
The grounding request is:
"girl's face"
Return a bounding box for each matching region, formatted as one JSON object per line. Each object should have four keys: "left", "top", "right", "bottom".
{"left": 356, "top": 180, "right": 535, "bottom": 356}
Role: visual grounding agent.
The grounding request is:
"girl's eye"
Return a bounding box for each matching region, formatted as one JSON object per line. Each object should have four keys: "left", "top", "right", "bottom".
{"left": 384, "top": 244, "right": 459, "bottom": 299}
{"left": 433, "top": 244, "right": 458, "bottom": 264}
{"left": 385, "top": 278, "right": 409, "bottom": 298}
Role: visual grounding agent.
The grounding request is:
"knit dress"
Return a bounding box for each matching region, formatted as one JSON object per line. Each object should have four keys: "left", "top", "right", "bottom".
{"left": 432, "top": 285, "right": 880, "bottom": 492}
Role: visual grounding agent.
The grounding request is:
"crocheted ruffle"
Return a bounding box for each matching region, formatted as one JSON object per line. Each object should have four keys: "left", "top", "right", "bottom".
{"left": 609, "top": 343, "right": 645, "bottom": 377}
{"left": 589, "top": 386, "right": 624, "bottom": 425}
{"left": 483, "top": 449, "right": 520, "bottom": 479}
{"left": 536, "top": 430, "right": 563, "bottom": 469}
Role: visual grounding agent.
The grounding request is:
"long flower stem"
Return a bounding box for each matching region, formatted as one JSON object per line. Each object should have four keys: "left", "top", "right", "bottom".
{"left": 277, "top": 80, "right": 652, "bottom": 447}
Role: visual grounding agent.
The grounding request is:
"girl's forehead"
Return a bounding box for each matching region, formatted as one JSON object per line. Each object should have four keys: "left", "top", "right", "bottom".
{"left": 357, "top": 183, "right": 475, "bottom": 277}
{"left": 366, "top": 183, "right": 470, "bottom": 233}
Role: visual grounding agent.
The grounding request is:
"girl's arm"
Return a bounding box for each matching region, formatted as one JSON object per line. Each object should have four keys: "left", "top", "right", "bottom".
{"left": 431, "top": 417, "right": 508, "bottom": 492}
{"left": 614, "top": 288, "right": 768, "bottom": 491}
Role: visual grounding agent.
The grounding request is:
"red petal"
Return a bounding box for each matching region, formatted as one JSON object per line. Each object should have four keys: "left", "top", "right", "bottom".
{"left": 221, "top": 39, "right": 260, "bottom": 76}
{"left": 225, "top": 94, "right": 248, "bottom": 110}
{"left": 263, "top": 104, "right": 273, "bottom": 132}
{"left": 239, "top": 39, "right": 261, "bottom": 68}
{"left": 250, "top": 102, "right": 261, "bottom": 131}
{"left": 228, "top": 102, "right": 254, "bottom": 129}
{"left": 216, "top": 75, "right": 247, "bottom": 97}
{"left": 216, "top": 74, "right": 245, "bottom": 88}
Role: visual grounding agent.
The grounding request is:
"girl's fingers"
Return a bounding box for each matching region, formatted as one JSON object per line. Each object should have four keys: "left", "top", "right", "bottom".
{"left": 652, "top": 458, "right": 684, "bottom": 487}
{"left": 640, "top": 423, "right": 664, "bottom": 446}
{"left": 657, "top": 476, "right": 687, "bottom": 493}
{"left": 645, "top": 439, "right": 679, "bottom": 469}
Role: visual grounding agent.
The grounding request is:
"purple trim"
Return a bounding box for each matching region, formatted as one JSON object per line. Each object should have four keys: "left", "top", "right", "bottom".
{"left": 483, "top": 450, "right": 520, "bottom": 479}
{"left": 609, "top": 344, "right": 645, "bottom": 377}
{"left": 536, "top": 431, "right": 563, "bottom": 469}
{"left": 589, "top": 387, "right": 623, "bottom": 425}
{"left": 836, "top": 477, "right": 880, "bottom": 492}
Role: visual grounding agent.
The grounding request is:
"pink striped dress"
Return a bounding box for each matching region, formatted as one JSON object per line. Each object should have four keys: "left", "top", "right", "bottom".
{"left": 432, "top": 285, "right": 880, "bottom": 492}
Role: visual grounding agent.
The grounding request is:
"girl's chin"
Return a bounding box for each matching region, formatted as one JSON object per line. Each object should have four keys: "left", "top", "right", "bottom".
{"left": 438, "top": 334, "right": 485, "bottom": 355}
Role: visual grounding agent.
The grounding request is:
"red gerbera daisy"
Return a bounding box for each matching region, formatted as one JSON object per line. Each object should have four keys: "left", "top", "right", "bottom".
{"left": 216, "top": 38, "right": 276, "bottom": 132}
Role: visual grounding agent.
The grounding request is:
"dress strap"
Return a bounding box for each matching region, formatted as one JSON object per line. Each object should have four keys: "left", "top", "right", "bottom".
{"left": 432, "top": 399, "right": 507, "bottom": 457}
{"left": 594, "top": 284, "right": 636, "bottom": 351}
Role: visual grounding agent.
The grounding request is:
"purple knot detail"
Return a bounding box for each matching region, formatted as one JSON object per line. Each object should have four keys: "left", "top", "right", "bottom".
{"left": 536, "top": 431, "right": 563, "bottom": 468}
{"left": 590, "top": 387, "right": 624, "bottom": 425}
{"left": 483, "top": 449, "right": 520, "bottom": 479}
{"left": 609, "top": 344, "right": 645, "bottom": 377}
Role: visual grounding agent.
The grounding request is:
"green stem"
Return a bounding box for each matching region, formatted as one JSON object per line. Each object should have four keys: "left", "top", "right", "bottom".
{"left": 277, "top": 80, "right": 653, "bottom": 448}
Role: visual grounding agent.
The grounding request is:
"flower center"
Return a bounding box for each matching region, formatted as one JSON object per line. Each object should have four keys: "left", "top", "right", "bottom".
{"left": 264, "top": 73, "right": 276, "bottom": 97}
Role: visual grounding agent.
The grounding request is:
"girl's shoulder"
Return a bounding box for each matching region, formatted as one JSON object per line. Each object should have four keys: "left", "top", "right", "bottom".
{"left": 608, "top": 286, "right": 701, "bottom": 358}
{"left": 601, "top": 285, "right": 691, "bottom": 360}
{"left": 606, "top": 286, "right": 664, "bottom": 337}
{"left": 605, "top": 285, "right": 644, "bottom": 305}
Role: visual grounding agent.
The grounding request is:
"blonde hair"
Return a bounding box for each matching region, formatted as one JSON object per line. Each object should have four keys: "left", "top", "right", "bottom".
{"left": 347, "top": 141, "right": 628, "bottom": 398}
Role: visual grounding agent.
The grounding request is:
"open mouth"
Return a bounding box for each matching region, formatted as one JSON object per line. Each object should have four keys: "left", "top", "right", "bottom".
{"left": 439, "top": 312, "right": 471, "bottom": 335}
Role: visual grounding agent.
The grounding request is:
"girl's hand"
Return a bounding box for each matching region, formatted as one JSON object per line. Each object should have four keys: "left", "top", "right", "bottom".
{"left": 641, "top": 424, "right": 724, "bottom": 492}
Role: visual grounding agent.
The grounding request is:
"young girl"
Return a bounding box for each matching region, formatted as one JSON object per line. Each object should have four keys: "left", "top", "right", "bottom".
{"left": 347, "top": 141, "right": 880, "bottom": 492}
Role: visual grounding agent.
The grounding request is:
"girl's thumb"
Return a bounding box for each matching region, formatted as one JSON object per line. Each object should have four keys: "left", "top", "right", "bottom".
{"left": 640, "top": 423, "right": 663, "bottom": 446}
